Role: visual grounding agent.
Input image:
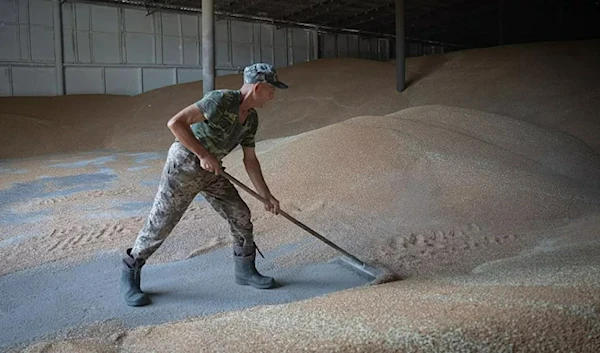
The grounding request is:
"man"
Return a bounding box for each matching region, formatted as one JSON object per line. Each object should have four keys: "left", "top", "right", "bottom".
{"left": 121, "top": 63, "right": 288, "bottom": 307}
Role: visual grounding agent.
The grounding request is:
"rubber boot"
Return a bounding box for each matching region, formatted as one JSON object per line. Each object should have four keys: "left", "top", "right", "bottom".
{"left": 233, "top": 243, "right": 275, "bottom": 289}
{"left": 121, "top": 248, "right": 150, "bottom": 306}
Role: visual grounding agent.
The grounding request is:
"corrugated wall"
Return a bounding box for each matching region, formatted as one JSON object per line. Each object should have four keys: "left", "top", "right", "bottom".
{"left": 321, "top": 33, "right": 390, "bottom": 60}
{"left": 0, "top": 0, "right": 389, "bottom": 97}
{"left": 0, "top": 0, "right": 57, "bottom": 96}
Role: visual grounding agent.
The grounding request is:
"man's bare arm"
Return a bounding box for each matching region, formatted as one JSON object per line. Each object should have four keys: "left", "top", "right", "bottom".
{"left": 242, "top": 147, "right": 270, "bottom": 196}
{"left": 243, "top": 146, "right": 280, "bottom": 214}
{"left": 167, "top": 104, "right": 221, "bottom": 173}
{"left": 167, "top": 104, "right": 208, "bottom": 157}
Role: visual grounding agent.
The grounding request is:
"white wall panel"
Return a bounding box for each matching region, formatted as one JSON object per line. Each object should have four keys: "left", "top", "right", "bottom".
{"left": 359, "top": 37, "right": 370, "bottom": 59}
{"left": 161, "top": 13, "right": 180, "bottom": 36}
{"left": 292, "top": 28, "right": 307, "bottom": 48}
{"left": 370, "top": 37, "right": 379, "bottom": 60}
{"left": 0, "top": 24, "right": 19, "bottom": 60}
{"left": 258, "top": 24, "right": 273, "bottom": 64}
{"left": 348, "top": 35, "right": 359, "bottom": 57}
{"left": 143, "top": 68, "right": 175, "bottom": 92}
{"left": 232, "top": 44, "right": 252, "bottom": 67}
{"left": 260, "top": 24, "right": 273, "bottom": 46}
{"left": 77, "top": 32, "right": 91, "bottom": 62}
{"left": 0, "top": 0, "right": 18, "bottom": 23}
{"left": 183, "top": 37, "right": 199, "bottom": 65}
{"left": 216, "top": 41, "right": 229, "bottom": 66}
{"left": 379, "top": 39, "right": 389, "bottom": 60}
{"left": 92, "top": 32, "right": 120, "bottom": 63}
{"left": 12, "top": 66, "right": 55, "bottom": 96}
{"left": 260, "top": 47, "right": 272, "bottom": 63}
{"left": 323, "top": 33, "right": 336, "bottom": 58}
{"left": 215, "top": 19, "right": 228, "bottom": 42}
{"left": 215, "top": 19, "right": 229, "bottom": 66}
{"left": 293, "top": 47, "right": 308, "bottom": 63}
{"left": 181, "top": 15, "right": 198, "bottom": 38}
{"left": 291, "top": 28, "right": 308, "bottom": 64}
{"left": 126, "top": 33, "right": 154, "bottom": 64}
{"left": 274, "top": 28, "right": 286, "bottom": 46}
{"left": 0, "top": 66, "right": 11, "bottom": 96}
{"left": 65, "top": 67, "right": 103, "bottom": 94}
{"left": 286, "top": 29, "right": 294, "bottom": 65}
{"left": 75, "top": 3, "right": 90, "bottom": 31}
{"left": 273, "top": 28, "right": 287, "bottom": 67}
{"left": 252, "top": 23, "right": 260, "bottom": 60}
{"left": 153, "top": 14, "right": 163, "bottom": 65}
{"left": 30, "top": 26, "right": 54, "bottom": 61}
{"left": 105, "top": 67, "right": 141, "bottom": 95}
{"left": 231, "top": 20, "right": 252, "bottom": 44}
{"left": 29, "top": 0, "right": 53, "bottom": 26}
{"left": 63, "top": 30, "right": 76, "bottom": 63}
{"left": 274, "top": 47, "right": 286, "bottom": 68}
{"left": 162, "top": 36, "right": 182, "bottom": 64}
{"left": 177, "top": 68, "right": 202, "bottom": 84}
{"left": 19, "top": 25, "right": 30, "bottom": 60}
{"left": 61, "top": 2, "right": 74, "bottom": 29}
{"left": 124, "top": 9, "right": 153, "bottom": 34}
{"left": 337, "top": 35, "right": 348, "bottom": 57}
{"left": 92, "top": 6, "right": 118, "bottom": 33}
{"left": 17, "top": 0, "right": 28, "bottom": 22}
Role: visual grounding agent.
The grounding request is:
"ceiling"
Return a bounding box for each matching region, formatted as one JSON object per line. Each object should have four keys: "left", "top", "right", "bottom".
{"left": 91, "top": 0, "right": 600, "bottom": 48}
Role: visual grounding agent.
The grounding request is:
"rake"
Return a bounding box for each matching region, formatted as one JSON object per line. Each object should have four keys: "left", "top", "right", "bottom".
{"left": 222, "top": 171, "right": 387, "bottom": 281}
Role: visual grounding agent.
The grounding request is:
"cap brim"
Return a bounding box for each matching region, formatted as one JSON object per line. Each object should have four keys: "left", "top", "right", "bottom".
{"left": 271, "top": 81, "right": 288, "bottom": 89}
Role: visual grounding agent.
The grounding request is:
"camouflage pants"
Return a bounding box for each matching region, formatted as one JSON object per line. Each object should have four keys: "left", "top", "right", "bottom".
{"left": 131, "top": 142, "right": 253, "bottom": 261}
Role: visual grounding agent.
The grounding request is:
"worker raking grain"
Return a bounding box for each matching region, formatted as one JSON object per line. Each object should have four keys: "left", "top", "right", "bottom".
{"left": 120, "top": 63, "right": 398, "bottom": 306}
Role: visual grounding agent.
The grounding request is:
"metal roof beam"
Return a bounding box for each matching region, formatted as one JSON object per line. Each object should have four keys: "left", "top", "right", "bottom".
{"left": 322, "top": 2, "right": 395, "bottom": 27}
{"left": 349, "top": 1, "right": 495, "bottom": 41}
{"left": 278, "top": 0, "right": 336, "bottom": 22}
{"left": 402, "top": 13, "right": 498, "bottom": 47}
{"left": 279, "top": 0, "right": 364, "bottom": 24}
{"left": 229, "top": 0, "right": 265, "bottom": 14}
{"left": 406, "top": 0, "right": 485, "bottom": 29}
{"left": 408, "top": 3, "right": 497, "bottom": 38}
{"left": 218, "top": 0, "right": 242, "bottom": 12}
{"left": 345, "top": 8, "right": 395, "bottom": 29}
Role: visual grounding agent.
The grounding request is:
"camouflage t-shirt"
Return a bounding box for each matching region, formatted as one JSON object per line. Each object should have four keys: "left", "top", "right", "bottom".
{"left": 191, "top": 89, "right": 258, "bottom": 161}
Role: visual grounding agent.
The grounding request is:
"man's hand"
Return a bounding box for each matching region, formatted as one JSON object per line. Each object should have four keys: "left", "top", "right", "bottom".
{"left": 199, "top": 153, "right": 222, "bottom": 175}
{"left": 264, "top": 195, "right": 280, "bottom": 215}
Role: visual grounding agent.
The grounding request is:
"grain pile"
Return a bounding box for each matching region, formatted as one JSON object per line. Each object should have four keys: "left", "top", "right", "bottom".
{"left": 0, "top": 59, "right": 406, "bottom": 159}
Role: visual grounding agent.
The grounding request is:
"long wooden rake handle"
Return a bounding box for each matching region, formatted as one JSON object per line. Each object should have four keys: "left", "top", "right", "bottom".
{"left": 221, "top": 171, "right": 366, "bottom": 266}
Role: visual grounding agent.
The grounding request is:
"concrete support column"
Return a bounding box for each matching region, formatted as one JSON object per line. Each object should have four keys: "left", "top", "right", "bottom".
{"left": 202, "top": 0, "right": 215, "bottom": 94}
{"left": 52, "top": 0, "right": 64, "bottom": 95}
{"left": 556, "top": 0, "right": 565, "bottom": 40}
{"left": 395, "top": 0, "right": 405, "bottom": 92}
{"left": 498, "top": 0, "right": 505, "bottom": 45}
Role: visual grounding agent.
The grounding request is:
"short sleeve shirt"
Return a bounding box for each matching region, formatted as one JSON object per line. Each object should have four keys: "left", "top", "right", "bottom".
{"left": 191, "top": 89, "right": 259, "bottom": 161}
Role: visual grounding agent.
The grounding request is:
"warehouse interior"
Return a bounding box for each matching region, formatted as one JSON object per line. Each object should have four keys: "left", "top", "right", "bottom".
{"left": 1, "top": 0, "right": 600, "bottom": 351}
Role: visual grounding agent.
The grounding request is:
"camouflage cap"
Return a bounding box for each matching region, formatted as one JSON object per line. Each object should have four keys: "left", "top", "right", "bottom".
{"left": 243, "top": 63, "right": 288, "bottom": 89}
